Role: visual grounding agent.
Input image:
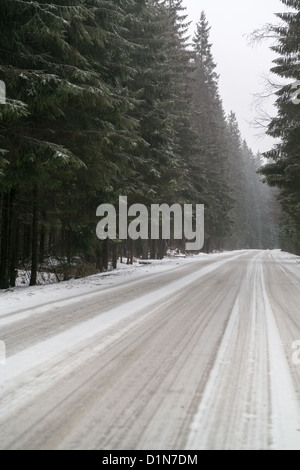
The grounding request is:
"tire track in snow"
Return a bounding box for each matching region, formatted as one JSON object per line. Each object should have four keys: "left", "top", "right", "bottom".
{"left": 185, "top": 297, "right": 242, "bottom": 450}
{"left": 0, "top": 252, "right": 247, "bottom": 409}
{"left": 0, "top": 255, "right": 247, "bottom": 449}
{"left": 1, "top": 250, "right": 299, "bottom": 450}
{"left": 260, "top": 261, "right": 300, "bottom": 450}
{"left": 186, "top": 252, "right": 300, "bottom": 450}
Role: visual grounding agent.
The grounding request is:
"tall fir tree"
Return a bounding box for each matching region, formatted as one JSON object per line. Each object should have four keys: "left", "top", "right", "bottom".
{"left": 260, "top": 0, "right": 300, "bottom": 254}
{"left": 0, "top": 0, "right": 140, "bottom": 287}
{"left": 191, "top": 12, "right": 232, "bottom": 251}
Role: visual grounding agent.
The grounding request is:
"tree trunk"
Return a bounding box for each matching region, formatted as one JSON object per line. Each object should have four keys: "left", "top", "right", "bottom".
{"left": 95, "top": 246, "right": 101, "bottom": 271}
{"left": 9, "top": 189, "right": 18, "bottom": 287}
{"left": 67, "top": 229, "right": 71, "bottom": 265}
{"left": 127, "top": 239, "right": 134, "bottom": 265}
{"left": 39, "top": 212, "right": 46, "bottom": 264}
{"left": 102, "top": 238, "right": 109, "bottom": 271}
{"left": 120, "top": 241, "right": 123, "bottom": 264}
{"left": 30, "top": 185, "right": 39, "bottom": 286}
{"left": 158, "top": 239, "right": 166, "bottom": 259}
{"left": 0, "top": 192, "right": 10, "bottom": 289}
{"left": 142, "top": 240, "right": 148, "bottom": 260}
{"left": 150, "top": 239, "right": 156, "bottom": 260}
{"left": 204, "top": 237, "right": 210, "bottom": 254}
{"left": 22, "top": 224, "right": 31, "bottom": 265}
{"left": 112, "top": 243, "right": 117, "bottom": 270}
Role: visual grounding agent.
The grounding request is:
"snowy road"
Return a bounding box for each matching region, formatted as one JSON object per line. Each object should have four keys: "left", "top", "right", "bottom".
{"left": 0, "top": 250, "right": 300, "bottom": 450}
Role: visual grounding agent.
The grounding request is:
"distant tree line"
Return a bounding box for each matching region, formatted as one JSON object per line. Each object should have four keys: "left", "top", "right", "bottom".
{"left": 0, "top": 0, "right": 279, "bottom": 288}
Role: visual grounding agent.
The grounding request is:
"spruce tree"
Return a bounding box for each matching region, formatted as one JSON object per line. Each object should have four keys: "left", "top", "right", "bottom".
{"left": 191, "top": 12, "right": 232, "bottom": 251}
{"left": 260, "top": 0, "right": 300, "bottom": 254}
{"left": 122, "top": 0, "right": 198, "bottom": 204}
{"left": 225, "top": 112, "right": 247, "bottom": 249}
{"left": 0, "top": 0, "right": 139, "bottom": 286}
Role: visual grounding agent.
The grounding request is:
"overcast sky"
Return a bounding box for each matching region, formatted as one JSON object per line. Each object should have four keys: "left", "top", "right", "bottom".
{"left": 182, "top": 0, "right": 286, "bottom": 154}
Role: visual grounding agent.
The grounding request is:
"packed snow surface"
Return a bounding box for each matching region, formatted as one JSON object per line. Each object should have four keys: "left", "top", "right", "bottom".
{"left": 0, "top": 250, "right": 300, "bottom": 450}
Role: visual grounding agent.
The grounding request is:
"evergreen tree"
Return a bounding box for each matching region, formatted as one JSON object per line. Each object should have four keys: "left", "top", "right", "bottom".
{"left": 225, "top": 116, "right": 280, "bottom": 250}
{"left": 123, "top": 0, "right": 196, "bottom": 205}
{"left": 242, "top": 145, "right": 279, "bottom": 249}
{"left": 225, "top": 112, "right": 246, "bottom": 249}
{"left": 191, "top": 12, "right": 232, "bottom": 251}
{"left": 259, "top": 0, "right": 300, "bottom": 254}
{"left": 0, "top": 0, "right": 139, "bottom": 287}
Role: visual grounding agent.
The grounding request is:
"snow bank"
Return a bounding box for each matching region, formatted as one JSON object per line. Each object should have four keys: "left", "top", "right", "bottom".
{"left": 0, "top": 255, "right": 209, "bottom": 317}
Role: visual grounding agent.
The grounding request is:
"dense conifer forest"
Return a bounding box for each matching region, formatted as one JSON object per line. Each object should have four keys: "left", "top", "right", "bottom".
{"left": 0, "top": 0, "right": 288, "bottom": 288}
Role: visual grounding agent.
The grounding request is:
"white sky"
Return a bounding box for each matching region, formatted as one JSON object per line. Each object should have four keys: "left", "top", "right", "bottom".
{"left": 182, "top": 0, "right": 286, "bottom": 154}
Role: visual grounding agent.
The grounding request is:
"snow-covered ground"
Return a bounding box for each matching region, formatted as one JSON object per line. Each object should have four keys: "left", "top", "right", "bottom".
{"left": 0, "top": 250, "right": 300, "bottom": 450}
{"left": 0, "top": 253, "right": 216, "bottom": 317}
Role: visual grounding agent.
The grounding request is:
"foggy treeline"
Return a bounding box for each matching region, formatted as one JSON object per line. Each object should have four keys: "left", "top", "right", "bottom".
{"left": 0, "top": 0, "right": 280, "bottom": 288}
